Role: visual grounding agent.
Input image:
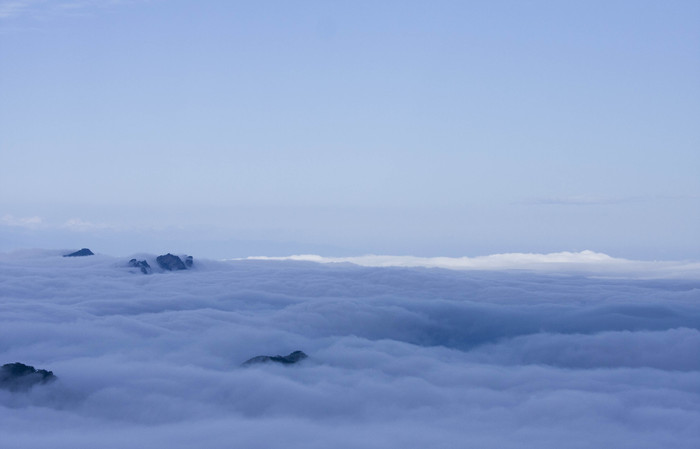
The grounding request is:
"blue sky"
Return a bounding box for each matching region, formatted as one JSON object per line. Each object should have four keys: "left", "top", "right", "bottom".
{"left": 1, "top": 0, "right": 699, "bottom": 258}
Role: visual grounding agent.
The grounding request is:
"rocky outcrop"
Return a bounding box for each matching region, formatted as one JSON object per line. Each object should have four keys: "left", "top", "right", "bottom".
{"left": 242, "top": 350, "right": 308, "bottom": 366}
{"left": 129, "top": 259, "right": 152, "bottom": 274}
{"left": 1, "top": 362, "right": 56, "bottom": 391}
{"left": 156, "top": 253, "right": 187, "bottom": 271}
{"left": 63, "top": 248, "right": 94, "bottom": 257}
{"left": 155, "top": 254, "right": 193, "bottom": 271}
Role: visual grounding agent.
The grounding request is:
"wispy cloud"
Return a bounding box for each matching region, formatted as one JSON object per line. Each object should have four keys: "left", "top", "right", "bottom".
{"left": 522, "top": 194, "right": 700, "bottom": 206}
{"left": 61, "top": 217, "right": 117, "bottom": 232}
{"left": 1, "top": 214, "right": 126, "bottom": 232}
{"left": 0, "top": 214, "right": 44, "bottom": 228}
{"left": 0, "top": 0, "right": 37, "bottom": 19}
{"left": 519, "top": 195, "right": 639, "bottom": 206}
{"left": 0, "top": 0, "right": 151, "bottom": 21}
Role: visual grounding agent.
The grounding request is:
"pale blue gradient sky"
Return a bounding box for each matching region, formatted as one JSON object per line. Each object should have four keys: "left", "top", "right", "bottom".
{"left": 1, "top": 0, "right": 698, "bottom": 258}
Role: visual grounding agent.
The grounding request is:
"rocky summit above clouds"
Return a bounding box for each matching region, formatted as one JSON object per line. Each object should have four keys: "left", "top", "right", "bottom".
{"left": 1, "top": 363, "right": 56, "bottom": 391}
{"left": 242, "top": 350, "right": 308, "bottom": 366}
{"left": 57, "top": 249, "right": 194, "bottom": 274}
{"left": 156, "top": 253, "right": 192, "bottom": 271}
{"left": 134, "top": 254, "right": 193, "bottom": 273}
{"left": 128, "top": 259, "right": 151, "bottom": 274}
{"left": 63, "top": 248, "right": 94, "bottom": 257}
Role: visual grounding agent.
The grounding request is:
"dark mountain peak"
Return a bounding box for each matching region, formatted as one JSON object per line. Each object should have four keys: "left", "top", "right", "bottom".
{"left": 63, "top": 248, "right": 94, "bottom": 257}
{"left": 129, "top": 259, "right": 152, "bottom": 274}
{"left": 1, "top": 362, "right": 56, "bottom": 391}
{"left": 156, "top": 253, "right": 186, "bottom": 271}
{"left": 242, "top": 350, "right": 308, "bottom": 366}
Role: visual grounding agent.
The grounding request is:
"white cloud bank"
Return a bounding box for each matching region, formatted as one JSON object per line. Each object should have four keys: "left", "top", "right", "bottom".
{"left": 1, "top": 250, "right": 699, "bottom": 448}
{"left": 246, "top": 250, "right": 700, "bottom": 279}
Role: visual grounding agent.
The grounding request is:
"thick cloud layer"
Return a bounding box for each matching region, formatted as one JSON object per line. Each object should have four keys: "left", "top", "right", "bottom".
{"left": 1, "top": 250, "right": 699, "bottom": 448}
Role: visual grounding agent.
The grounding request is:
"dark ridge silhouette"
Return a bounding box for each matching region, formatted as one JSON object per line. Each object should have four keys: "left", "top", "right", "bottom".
{"left": 63, "top": 248, "right": 94, "bottom": 257}
{"left": 156, "top": 253, "right": 187, "bottom": 271}
{"left": 129, "top": 259, "right": 152, "bottom": 274}
{"left": 1, "top": 362, "right": 56, "bottom": 391}
{"left": 242, "top": 350, "right": 308, "bottom": 366}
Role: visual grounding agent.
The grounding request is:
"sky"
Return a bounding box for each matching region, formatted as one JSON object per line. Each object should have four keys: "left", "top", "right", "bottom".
{"left": 1, "top": 250, "right": 699, "bottom": 448}
{"left": 1, "top": 0, "right": 699, "bottom": 259}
